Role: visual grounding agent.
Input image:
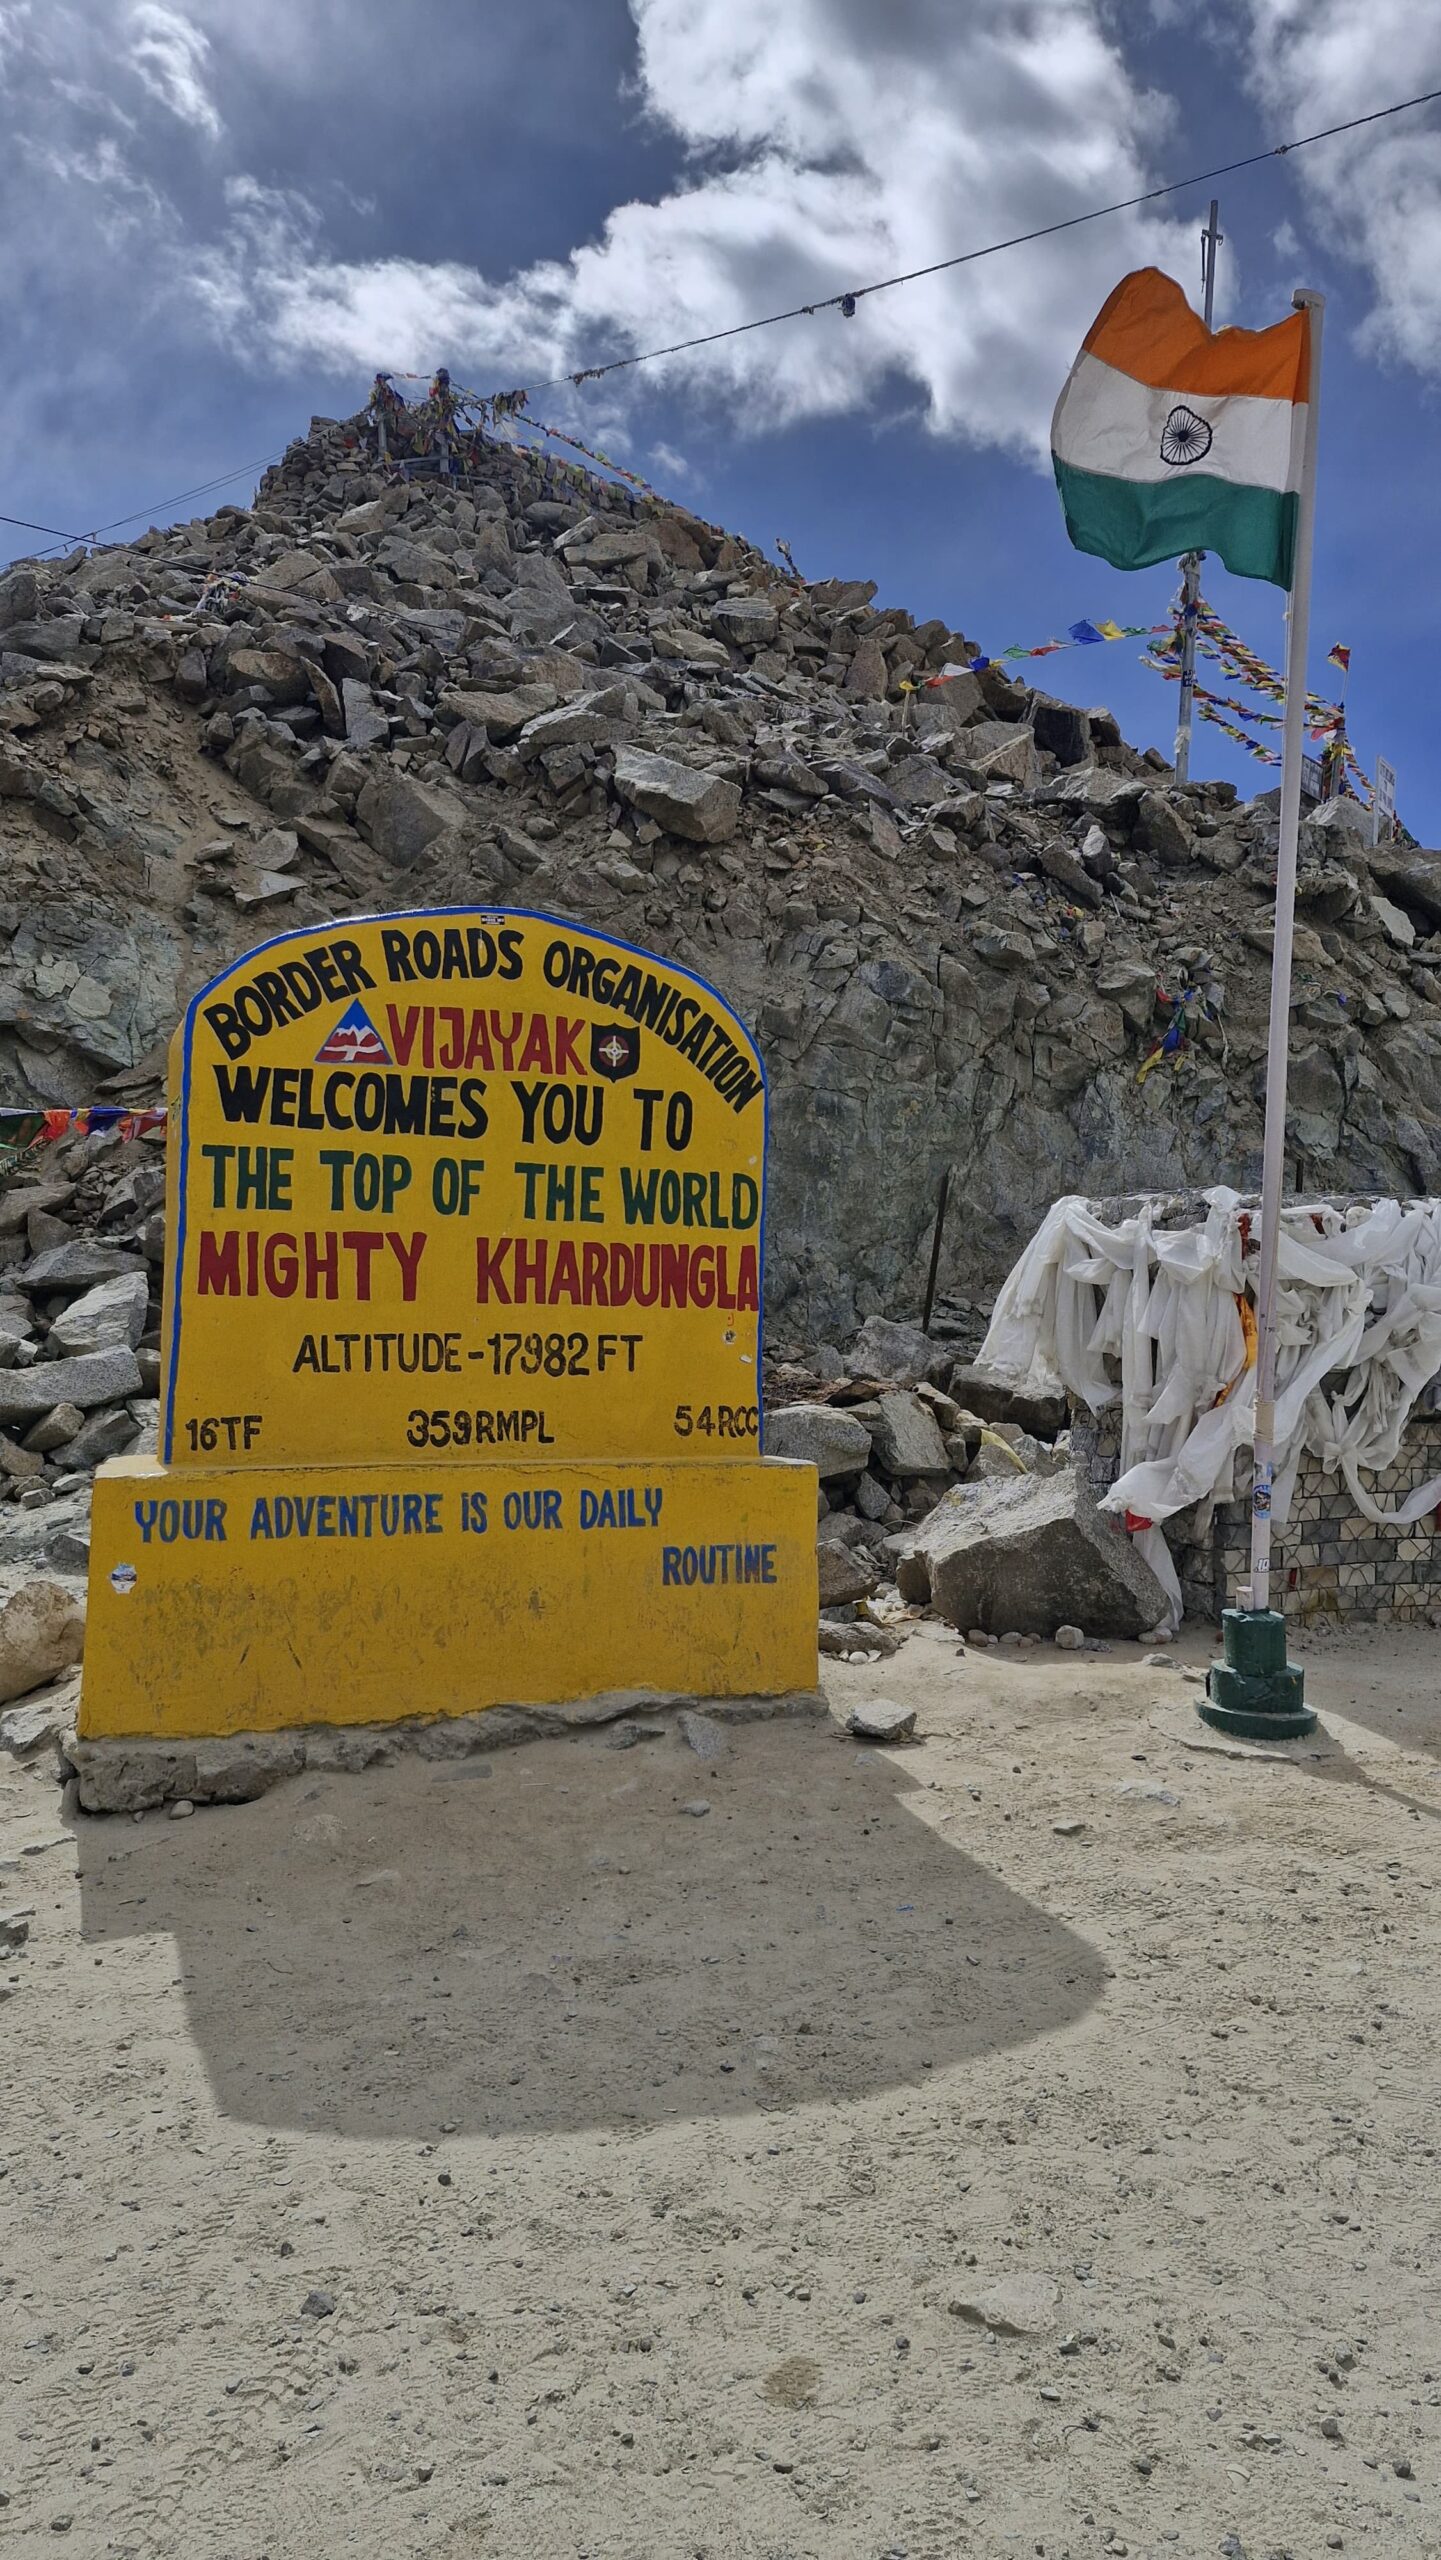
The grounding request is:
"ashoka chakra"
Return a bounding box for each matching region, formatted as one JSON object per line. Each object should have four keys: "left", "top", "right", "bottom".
{"left": 1160, "top": 404, "right": 1213, "bottom": 467}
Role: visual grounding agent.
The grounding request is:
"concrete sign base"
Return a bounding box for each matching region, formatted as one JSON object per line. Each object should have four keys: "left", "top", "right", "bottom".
{"left": 80, "top": 1454, "right": 818, "bottom": 1741}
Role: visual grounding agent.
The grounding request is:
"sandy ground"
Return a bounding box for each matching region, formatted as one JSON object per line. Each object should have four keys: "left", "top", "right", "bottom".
{"left": 2, "top": 1622, "right": 1439, "bottom": 2560}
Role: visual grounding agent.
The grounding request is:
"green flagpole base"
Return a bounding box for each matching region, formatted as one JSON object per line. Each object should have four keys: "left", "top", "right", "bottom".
{"left": 1200, "top": 1607, "right": 1315, "bottom": 1741}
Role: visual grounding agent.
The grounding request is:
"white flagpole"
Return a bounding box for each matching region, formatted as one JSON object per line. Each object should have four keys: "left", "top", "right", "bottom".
{"left": 1173, "top": 201, "right": 1223, "bottom": 785}
{"left": 1247, "top": 288, "right": 1325, "bottom": 1613}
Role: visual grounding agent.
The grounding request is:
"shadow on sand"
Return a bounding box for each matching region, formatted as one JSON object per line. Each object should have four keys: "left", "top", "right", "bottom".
{"left": 77, "top": 1716, "right": 1105, "bottom": 2140}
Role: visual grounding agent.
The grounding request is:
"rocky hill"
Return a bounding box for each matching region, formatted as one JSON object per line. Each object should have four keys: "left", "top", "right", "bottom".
{"left": 4, "top": 409, "right": 1441, "bottom": 1356}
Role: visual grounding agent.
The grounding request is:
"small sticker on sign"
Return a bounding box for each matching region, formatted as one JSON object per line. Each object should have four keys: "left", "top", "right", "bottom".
{"left": 110, "top": 1563, "right": 138, "bottom": 1596}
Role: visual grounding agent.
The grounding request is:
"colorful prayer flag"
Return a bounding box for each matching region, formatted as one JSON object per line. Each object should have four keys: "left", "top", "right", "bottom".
{"left": 1051, "top": 267, "right": 1311, "bottom": 588}
{"left": 1327, "top": 643, "right": 1351, "bottom": 673}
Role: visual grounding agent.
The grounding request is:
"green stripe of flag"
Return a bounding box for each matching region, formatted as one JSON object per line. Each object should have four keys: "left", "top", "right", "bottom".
{"left": 1053, "top": 458, "right": 1298, "bottom": 589}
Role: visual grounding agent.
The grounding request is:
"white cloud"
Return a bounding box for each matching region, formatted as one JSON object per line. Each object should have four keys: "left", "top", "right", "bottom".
{"left": 127, "top": 1, "right": 220, "bottom": 137}
{"left": 195, "top": 0, "right": 1196, "bottom": 461}
{"left": 1238, "top": 1, "right": 1441, "bottom": 373}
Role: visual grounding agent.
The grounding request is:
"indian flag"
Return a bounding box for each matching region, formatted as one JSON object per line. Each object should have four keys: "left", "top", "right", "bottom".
{"left": 1051, "top": 268, "right": 1311, "bottom": 589}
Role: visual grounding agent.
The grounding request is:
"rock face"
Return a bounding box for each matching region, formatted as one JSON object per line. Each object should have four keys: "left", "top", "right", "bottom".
{"left": 2, "top": 400, "right": 1439, "bottom": 1357}
{"left": 894, "top": 1471, "right": 1169, "bottom": 1637}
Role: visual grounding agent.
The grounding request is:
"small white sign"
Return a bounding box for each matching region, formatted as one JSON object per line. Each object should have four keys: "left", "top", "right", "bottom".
{"left": 1373, "top": 755, "right": 1397, "bottom": 846}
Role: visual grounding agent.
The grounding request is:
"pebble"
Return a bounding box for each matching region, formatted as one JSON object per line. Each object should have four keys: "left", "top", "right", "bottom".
{"left": 167, "top": 1798, "right": 195, "bottom": 1821}
{"left": 301, "top": 2289, "right": 336, "bottom": 2318}
{"left": 1054, "top": 1625, "right": 1085, "bottom": 1649}
{"left": 1052, "top": 1819, "right": 1087, "bottom": 1837}
{"left": 1142, "top": 1650, "right": 1176, "bottom": 1668}
{"left": 1320, "top": 2413, "right": 1342, "bottom": 2441}
{"left": 680, "top": 1799, "right": 711, "bottom": 1818}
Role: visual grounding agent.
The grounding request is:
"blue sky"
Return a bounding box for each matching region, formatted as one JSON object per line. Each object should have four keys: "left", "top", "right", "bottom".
{"left": 3, "top": 0, "right": 1438, "bottom": 835}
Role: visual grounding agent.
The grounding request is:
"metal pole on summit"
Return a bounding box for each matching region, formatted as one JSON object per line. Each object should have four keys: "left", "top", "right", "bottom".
{"left": 1173, "top": 200, "right": 1223, "bottom": 785}
{"left": 1201, "top": 288, "right": 1324, "bottom": 1745}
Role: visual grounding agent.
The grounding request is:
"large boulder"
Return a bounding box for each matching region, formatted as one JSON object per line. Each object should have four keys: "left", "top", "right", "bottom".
{"left": 867, "top": 1390, "right": 951, "bottom": 1477}
{"left": 817, "top": 1540, "right": 880, "bottom": 1607}
{"left": 847, "top": 1315, "right": 946, "bottom": 1386}
{"left": 611, "top": 746, "right": 740, "bottom": 844}
{"left": 764, "top": 1403, "right": 872, "bottom": 1479}
{"left": 355, "top": 769, "right": 464, "bottom": 867}
{"left": 1368, "top": 846, "right": 1441, "bottom": 931}
{"left": 0, "top": 1348, "right": 144, "bottom": 1425}
{"left": 947, "top": 1364, "right": 1067, "bottom": 1440}
{"left": 0, "top": 1579, "right": 85, "bottom": 1705}
{"left": 14, "top": 1242, "right": 146, "bottom": 1296}
{"left": 895, "top": 1471, "right": 1168, "bottom": 1637}
{"left": 48, "top": 1271, "right": 150, "bottom": 1358}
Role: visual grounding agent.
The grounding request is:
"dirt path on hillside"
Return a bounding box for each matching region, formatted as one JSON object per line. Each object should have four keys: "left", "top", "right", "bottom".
{"left": 3, "top": 1625, "right": 1439, "bottom": 2559}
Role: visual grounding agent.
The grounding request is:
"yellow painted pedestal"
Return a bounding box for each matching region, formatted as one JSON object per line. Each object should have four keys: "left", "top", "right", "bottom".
{"left": 80, "top": 1455, "right": 819, "bottom": 1740}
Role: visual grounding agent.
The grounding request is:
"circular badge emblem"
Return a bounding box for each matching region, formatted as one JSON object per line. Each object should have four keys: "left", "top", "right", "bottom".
{"left": 1160, "top": 404, "right": 1213, "bottom": 467}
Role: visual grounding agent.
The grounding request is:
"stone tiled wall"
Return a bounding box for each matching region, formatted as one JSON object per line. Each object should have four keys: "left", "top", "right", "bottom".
{"left": 1073, "top": 1406, "right": 1441, "bottom": 1626}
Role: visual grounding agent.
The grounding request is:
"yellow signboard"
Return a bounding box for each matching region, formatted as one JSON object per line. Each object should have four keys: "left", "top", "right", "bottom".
{"left": 160, "top": 911, "right": 765, "bottom": 1468}
{"left": 80, "top": 910, "right": 818, "bottom": 1744}
{"left": 82, "top": 1455, "right": 817, "bottom": 1739}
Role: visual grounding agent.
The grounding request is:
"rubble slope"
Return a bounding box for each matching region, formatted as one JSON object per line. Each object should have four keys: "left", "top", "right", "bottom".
{"left": 5, "top": 412, "right": 1441, "bottom": 1344}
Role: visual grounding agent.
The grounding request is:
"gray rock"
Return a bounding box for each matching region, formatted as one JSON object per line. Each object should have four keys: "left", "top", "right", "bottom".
{"left": 1369, "top": 846, "right": 1441, "bottom": 930}
{"left": 710, "top": 597, "right": 779, "bottom": 647}
{"left": 816, "top": 1539, "right": 880, "bottom": 1606}
{"left": 0, "top": 565, "right": 41, "bottom": 627}
{"left": 763, "top": 1402, "right": 871, "bottom": 1479}
{"left": 0, "top": 1432, "right": 45, "bottom": 1479}
{"left": 23, "top": 1402, "right": 85, "bottom": 1453}
{"left": 62, "top": 1404, "right": 142, "bottom": 1468}
{"left": 895, "top": 1470, "right": 1168, "bottom": 1637}
{"left": 0, "top": 1350, "right": 144, "bottom": 1424}
{"left": 517, "top": 694, "right": 625, "bottom": 759}
{"left": 223, "top": 648, "right": 312, "bottom": 707}
{"left": 867, "top": 1389, "right": 951, "bottom": 1477}
{"left": 946, "top": 1364, "right": 1066, "bottom": 1440}
{"left": 843, "top": 639, "right": 889, "bottom": 699}
{"left": 854, "top": 1471, "right": 893, "bottom": 1521}
{"left": 0, "top": 1578, "right": 85, "bottom": 1705}
{"left": 2, "top": 616, "right": 88, "bottom": 661}
{"left": 611, "top": 745, "right": 741, "bottom": 845}
{"left": 340, "top": 679, "right": 389, "bottom": 750}
{"left": 47, "top": 1271, "right": 150, "bottom": 1358}
{"left": 1030, "top": 696, "right": 1092, "bottom": 767}
{"left": 354, "top": 769, "right": 463, "bottom": 866}
{"left": 1, "top": 1676, "right": 79, "bottom": 1753}
{"left": 14, "top": 1242, "right": 146, "bottom": 1296}
{"left": 847, "top": 1315, "right": 945, "bottom": 1386}
{"left": 1135, "top": 789, "right": 1195, "bottom": 867}
{"left": 846, "top": 1697, "right": 916, "bottom": 1742}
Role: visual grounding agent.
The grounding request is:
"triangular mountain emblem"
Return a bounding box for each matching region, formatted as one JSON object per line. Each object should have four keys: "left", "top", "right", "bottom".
{"left": 315, "top": 1000, "right": 391, "bottom": 1065}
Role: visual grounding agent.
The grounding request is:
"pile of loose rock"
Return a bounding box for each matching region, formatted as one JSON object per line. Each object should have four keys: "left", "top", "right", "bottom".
{"left": 0, "top": 1125, "right": 164, "bottom": 1590}
{"left": 4, "top": 407, "right": 1441, "bottom": 1352}
{"left": 764, "top": 1311, "right": 1168, "bottom": 1645}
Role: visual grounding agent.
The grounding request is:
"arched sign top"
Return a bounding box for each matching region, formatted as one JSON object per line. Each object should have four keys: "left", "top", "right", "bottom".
{"left": 162, "top": 909, "right": 768, "bottom": 1470}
